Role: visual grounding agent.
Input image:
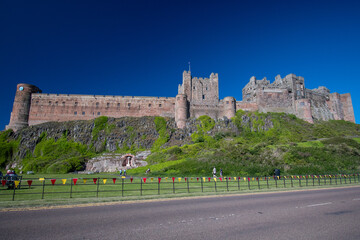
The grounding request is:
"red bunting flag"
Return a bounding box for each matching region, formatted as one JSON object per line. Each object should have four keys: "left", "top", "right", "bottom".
{"left": 248, "top": 177, "right": 250, "bottom": 181}
{"left": 256, "top": 177, "right": 259, "bottom": 181}
{"left": 27, "top": 180, "right": 33, "bottom": 187}
{"left": 197, "top": 177, "right": 199, "bottom": 182}
{"left": 143, "top": 178, "right": 147, "bottom": 183}
{"left": 172, "top": 177, "right": 175, "bottom": 182}
{"left": 229, "top": 177, "right": 231, "bottom": 181}
{"left": 219, "top": 177, "right": 222, "bottom": 181}
{"left": 113, "top": 178, "right": 117, "bottom": 184}
{"left": 158, "top": 177, "right": 161, "bottom": 183}
{"left": 51, "top": 179, "right": 56, "bottom": 185}
{"left": 208, "top": 177, "right": 211, "bottom": 182}
{"left": 130, "top": 177, "right": 133, "bottom": 183}
{"left": 185, "top": 177, "right": 187, "bottom": 182}
{"left": 2, "top": 179, "right": 6, "bottom": 186}
{"left": 93, "top": 178, "right": 97, "bottom": 184}
{"left": 73, "top": 178, "right": 78, "bottom": 185}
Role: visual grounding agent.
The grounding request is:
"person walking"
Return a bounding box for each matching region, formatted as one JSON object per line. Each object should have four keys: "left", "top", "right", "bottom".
{"left": 220, "top": 168, "right": 223, "bottom": 178}
{"left": 119, "top": 169, "right": 122, "bottom": 176}
{"left": 212, "top": 167, "right": 217, "bottom": 177}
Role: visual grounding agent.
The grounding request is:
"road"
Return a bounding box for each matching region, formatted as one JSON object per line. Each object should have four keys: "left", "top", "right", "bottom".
{"left": 1, "top": 187, "right": 360, "bottom": 240}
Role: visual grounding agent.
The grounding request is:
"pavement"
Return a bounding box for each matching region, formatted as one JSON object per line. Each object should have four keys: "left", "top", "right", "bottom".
{"left": 0, "top": 186, "right": 359, "bottom": 240}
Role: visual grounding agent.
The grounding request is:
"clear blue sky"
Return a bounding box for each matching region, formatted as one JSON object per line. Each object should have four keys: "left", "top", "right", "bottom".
{"left": 1, "top": 0, "right": 359, "bottom": 129}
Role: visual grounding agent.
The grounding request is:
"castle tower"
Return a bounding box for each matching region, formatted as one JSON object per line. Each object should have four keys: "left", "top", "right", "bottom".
{"left": 295, "top": 98, "right": 313, "bottom": 123}
{"left": 175, "top": 94, "right": 188, "bottom": 129}
{"left": 182, "top": 71, "right": 192, "bottom": 101}
{"left": 6, "top": 83, "right": 41, "bottom": 131}
{"left": 222, "top": 96, "right": 236, "bottom": 119}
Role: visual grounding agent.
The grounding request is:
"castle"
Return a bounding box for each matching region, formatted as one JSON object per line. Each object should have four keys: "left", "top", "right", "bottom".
{"left": 6, "top": 71, "right": 355, "bottom": 131}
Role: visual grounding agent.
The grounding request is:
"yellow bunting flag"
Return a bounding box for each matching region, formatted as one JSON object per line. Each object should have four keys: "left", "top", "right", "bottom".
{"left": 191, "top": 177, "right": 193, "bottom": 181}
{"left": 103, "top": 179, "right": 107, "bottom": 184}
{"left": 14, "top": 180, "right": 20, "bottom": 188}
{"left": 243, "top": 177, "right": 246, "bottom": 181}
{"left": 151, "top": 177, "right": 154, "bottom": 182}
{"left": 285, "top": 176, "right": 287, "bottom": 179}
{"left": 39, "top": 178, "right": 45, "bottom": 183}
{"left": 122, "top": 176, "right": 126, "bottom": 179}
{"left": 203, "top": 177, "right": 206, "bottom": 182}
{"left": 178, "top": 177, "right": 182, "bottom": 182}
{"left": 165, "top": 177, "right": 168, "bottom": 182}
{"left": 277, "top": 176, "right": 280, "bottom": 179}
{"left": 252, "top": 178, "right": 254, "bottom": 181}
{"left": 214, "top": 178, "right": 217, "bottom": 182}
{"left": 234, "top": 177, "right": 237, "bottom": 181}
{"left": 83, "top": 179, "right": 87, "bottom": 184}
{"left": 62, "top": 179, "right": 67, "bottom": 184}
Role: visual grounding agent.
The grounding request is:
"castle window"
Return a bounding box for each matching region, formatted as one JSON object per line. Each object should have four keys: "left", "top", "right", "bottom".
{"left": 36, "top": 101, "right": 39, "bottom": 105}
{"left": 62, "top": 102, "right": 65, "bottom": 106}
{"left": 300, "top": 102, "right": 305, "bottom": 106}
{"left": 206, "top": 87, "right": 208, "bottom": 90}
{"left": 49, "top": 101, "right": 51, "bottom": 105}
{"left": 55, "top": 101, "right": 58, "bottom": 106}
{"left": 297, "top": 90, "right": 301, "bottom": 96}
{"left": 202, "top": 95, "right": 205, "bottom": 100}
{"left": 97, "top": 112, "right": 100, "bottom": 115}
{"left": 107, "top": 103, "right": 110, "bottom": 107}
{"left": 193, "top": 86, "right": 195, "bottom": 90}
{"left": 96, "top": 102, "right": 99, "bottom": 108}
{"left": 117, "top": 103, "right": 120, "bottom": 107}
{"left": 74, "top": 111, "right": 77, "bottom": 115}
{"left": 82, "top": 112, "right": 85, "bottom": 115}
{"left": 148, "top": 104, "right": 151, "bottom": 107}
{"left": 226, "top": 101, "right": 229, "bottom": 104}
{"left": 128, "top": 103, "right": 131, "bottom": 107}
{"left": 159, "top": 104, "right": 162, "bottom": 107}
{"left": 75, "top": 102, "right": 78, "bottom": 106}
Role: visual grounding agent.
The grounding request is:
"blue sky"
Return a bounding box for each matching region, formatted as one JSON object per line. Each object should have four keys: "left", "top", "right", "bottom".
{"left": 1, "top": 0, "right": 359, "bottom": 129}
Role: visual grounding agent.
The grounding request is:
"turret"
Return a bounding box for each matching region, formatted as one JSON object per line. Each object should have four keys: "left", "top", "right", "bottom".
{"left": 175, "top": 94, "right": 188, "bottom": 129}
{"left": 222, "top": 96, "right": 236, "bottom": 119}
{"left": 6, "top": 83, "right": 41, "bottom": 131}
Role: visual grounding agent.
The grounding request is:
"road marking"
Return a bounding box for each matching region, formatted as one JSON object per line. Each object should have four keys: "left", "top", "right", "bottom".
{"left": 306, "top": 202, "right": 332, "bottom": 208}
{"left": 353, "top": 198, "right": 360, "bottom": 201}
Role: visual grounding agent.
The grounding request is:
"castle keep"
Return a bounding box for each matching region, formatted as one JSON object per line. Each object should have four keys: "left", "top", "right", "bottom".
{"left": 6, "top": 71, "right": 355, "bottom": 131}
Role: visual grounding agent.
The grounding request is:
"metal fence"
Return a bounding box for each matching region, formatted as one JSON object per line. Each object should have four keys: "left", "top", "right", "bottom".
{"left": 1, "top": 174, "right": 359, "bottom": 201}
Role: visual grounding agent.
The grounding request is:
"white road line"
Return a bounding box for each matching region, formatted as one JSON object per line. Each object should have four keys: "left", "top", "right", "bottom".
{"left": 306, "top": 202, "right": 332, "bottom": 208}
{"left": 353, "top": 198, "right": 360, "bottom": 201}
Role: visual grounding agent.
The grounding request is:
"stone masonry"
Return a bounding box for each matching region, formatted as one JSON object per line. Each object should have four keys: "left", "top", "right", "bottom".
{"left": 6, "top": 71, "right": 355, "bottom": 131}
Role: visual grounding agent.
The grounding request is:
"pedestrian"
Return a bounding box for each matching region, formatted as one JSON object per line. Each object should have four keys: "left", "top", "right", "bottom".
{"left": 119, "top": 169, "right": 122, "bottom": 176}
{"left": 220, "top": 168, "right": 223, "bottom": 178}
{"left": 212, "top": 167, "right": 216, "bottom": 177}
{"left": 123, "top": 169, "right": 126, "bottom": 176}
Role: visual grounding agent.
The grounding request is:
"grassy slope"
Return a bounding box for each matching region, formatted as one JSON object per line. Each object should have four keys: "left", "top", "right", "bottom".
{"left": 1, "top": 113, "right": 360, "bottom": 176}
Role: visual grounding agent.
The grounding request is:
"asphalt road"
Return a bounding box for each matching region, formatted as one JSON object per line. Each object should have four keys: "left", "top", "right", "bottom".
{"left": 1, "top": 187, "right": 360, "bottom": 240}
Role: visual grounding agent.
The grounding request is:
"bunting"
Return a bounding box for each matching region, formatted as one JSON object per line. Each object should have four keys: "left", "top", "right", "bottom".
{"left": 172, "top": 177, "right": 175, "bottom": 183}
{"left": 203, "top": 177, "right": 205, "bottom": 182}
{"left": 158, "top": 177, "right": 161, "bottom": 183}
{"left": 178, "top": 177, "right": 182, "bottom": 182}
{"left": 62, "top": 179, "right": 67, "bottom": 184}
{"left": 2, "top": 179, "right": 6, "bottom": 186}
{"left": 14, "top": 180, "right": 20, "bottom": 188}
{"left": 151, "top": 177, "right": 154, "bottom": 182}
{"left": 130, "top": 177, "right": 133, "bottom": 183}
{"left": 27, "top": 180, "right": 33, "bottom": 187}
{"left": 143, "top": 178, "right": 147, "bottom": 183}
{"left": 51, "top": 179, "right": 56, "bottom": 185}
{"left": 103, "top": 179, "right": 107, "bottom": 184}
{"left": 213, "top": 177, "right": 217, "bottom": 182}
{"left": 73, "top": 178, "right": 78, "bottom": 185}
{"left": 234, "top": 177, "right": 237, "bottom": 181}
{"left": 39, "top": 178, "right": 45, "bottom": 183}
{"left": 165, "top": 177, "right": 168, "bottom": 182}
{"left": 93, "top": 178, "right": 97, "bottom": 184}
{"left": 83, "top": 179, "right": 87, "bottom": 184}
{"left": 208, "top": 177, "right": 211, "bottom": 182}
{"left": 112, "top": 178, "right": 117, "bottom": 184}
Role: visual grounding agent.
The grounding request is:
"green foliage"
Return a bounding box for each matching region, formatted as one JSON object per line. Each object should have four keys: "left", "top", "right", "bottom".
{"left": 92, "top": 116, "right": 109, "bottom": 140}
{"left": 21, "top": 134, "right": 94, "bottom": 173}
{"left": 191, "top": 116, "right": 216, "bottom": 146}
{"left": 152, "top": 117, "right": 170, "bottom": 151}
{"left": 0, "top": 130, "right": 19, "bottom": 169}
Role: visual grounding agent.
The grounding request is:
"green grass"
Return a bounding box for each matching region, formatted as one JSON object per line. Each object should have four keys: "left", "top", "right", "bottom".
{"left": 1, "top": 174, "right": 359, "bottom": 209}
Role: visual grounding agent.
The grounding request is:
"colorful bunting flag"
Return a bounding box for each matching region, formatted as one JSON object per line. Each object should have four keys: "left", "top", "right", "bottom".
{"left": 39, "top": 178, "right": 45, "bottom": 183}
{"left": 103, "top": 179, "right": 107, "bottom": 184}
{"left": 178, "top": 177, "right": 182, "bottom": 182}
{"left": 151, "top": 177, "right": 154, "bottom": 182}
{"left": 27, "top": 180, "right": 33, "bottom": 187}
{"left": 51, "top": 179, "right": 56, "bottom": 185}
{"left": 2, "top": 179, "right": 6, "bottom": 186}
{"left": 121, "top": 176, "right": 126, "bottom": 179}
{"left": 197, "top": 177, "right": 199, "bottom": 182}
{"left": 203, "top": 177, "right": 205, "bottom": 182}
{"left": 172, "top": 177, "right": 175, "bottom": 182}
{"left": 112, "top": 178, "right": 117, "bottom": 184}
{"left": 208, "top": 177, "right": 211, "bottom": 182}
{"left": 130, "top": 177, "right": 133, "bottom": 183}
{"left": 219, "top": 177, "right": 222, "bottom": 182}
{"left": 165, "top": 177, "right": 168, "bottom": 182}
{"left": 234, "top": 177, "right": 237, "bottom": 181}
{"left": 191, "top": 177, "right": 193, "bottom": 181}
{"left": 62, "top": 179, "right": 67, "bottom": 184}
{"left": 143, "top": 178, "right": 147, "bottom": 183}
{"left": 14, "top": 180, "right": 20, "bottom": 188}
{"left": 185, "top": 177, "right": 187, "bottom": 182}
{"left": 214, "top": 177, "right": 217, "bottom": 182}
{"left": 83, "top": 179, "right": 87, "bottom": 184}
{"left": 73, "top": 178, "right": 78, "bottom": 185}
{"left": 158, "top": 177, "right": 161, "bottom": 183}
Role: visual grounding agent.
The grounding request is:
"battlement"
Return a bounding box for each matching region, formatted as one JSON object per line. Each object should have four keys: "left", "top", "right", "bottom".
{"left": 6, "top": 70, "right": 355, "bottom": 131}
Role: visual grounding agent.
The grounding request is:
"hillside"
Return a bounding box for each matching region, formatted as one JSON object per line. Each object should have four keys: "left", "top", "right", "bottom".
{"left": 1, "top": 111, "right": 359, "bottom": 176}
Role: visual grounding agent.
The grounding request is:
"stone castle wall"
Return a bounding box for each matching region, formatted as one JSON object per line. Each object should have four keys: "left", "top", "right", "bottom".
{"left": 6, "top": 70, "right": 356, "bottom": 131}
{"left": 27, "top": 93, "right": 175, "bottom": 126}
